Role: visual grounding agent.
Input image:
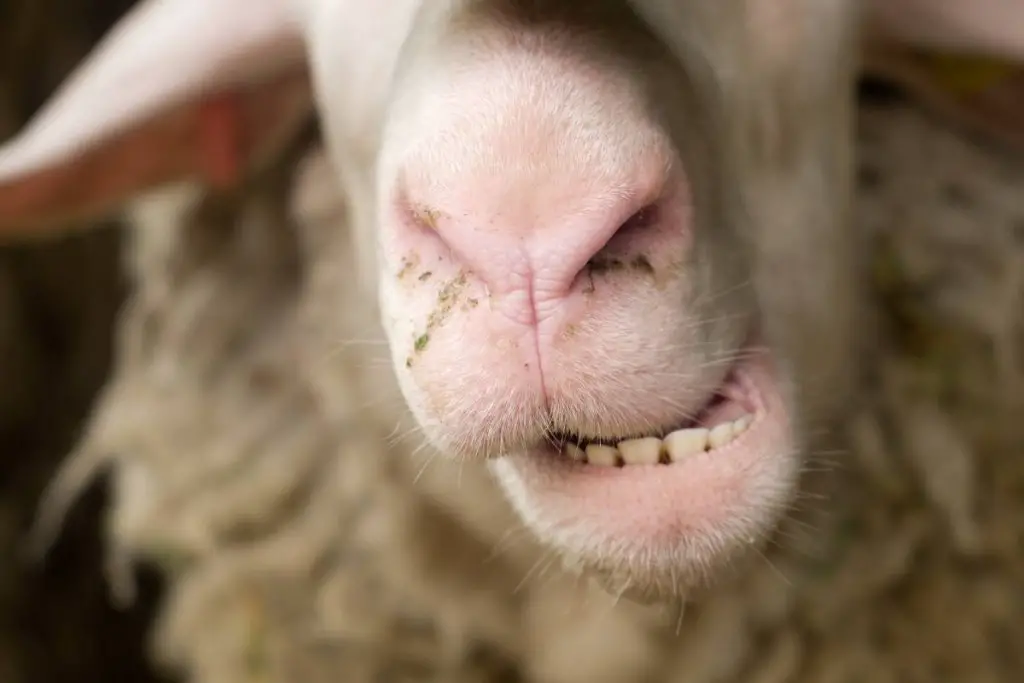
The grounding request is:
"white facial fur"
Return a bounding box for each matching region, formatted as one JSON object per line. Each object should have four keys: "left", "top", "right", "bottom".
{"left": 304, "top": 0, "right": 864, "bottom": 597}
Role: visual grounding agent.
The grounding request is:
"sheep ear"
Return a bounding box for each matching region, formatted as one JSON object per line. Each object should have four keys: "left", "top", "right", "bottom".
{"left": 0, "top": 0, "right": 313, "bottom": 241}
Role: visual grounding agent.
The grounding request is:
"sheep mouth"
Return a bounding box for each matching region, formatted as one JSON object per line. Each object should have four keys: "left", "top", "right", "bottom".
{"left": 543, "top": 356, "right": 760, "bottom": 468}
{"left": 489, "top": 341, "right": 796, "bottom": 587}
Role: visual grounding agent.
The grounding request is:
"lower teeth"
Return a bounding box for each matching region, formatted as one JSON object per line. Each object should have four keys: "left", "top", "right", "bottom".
{"left": 564, "top": 414, "right": 753, "bottom": 467}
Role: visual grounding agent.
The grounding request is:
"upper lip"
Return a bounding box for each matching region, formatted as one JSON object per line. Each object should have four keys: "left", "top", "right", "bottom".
{"left": 543, "top": 400, "right": 722, "bottom": 448}
{"left": 536, "top": 365, "right": 738, "bottom": 450}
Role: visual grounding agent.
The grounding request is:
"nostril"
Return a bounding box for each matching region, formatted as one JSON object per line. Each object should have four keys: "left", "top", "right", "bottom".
{"left": 617, "top": 203, "right": 660, "bottom": 236}
{"left": 584, "top": 202, "right": 660, "bottom": 270}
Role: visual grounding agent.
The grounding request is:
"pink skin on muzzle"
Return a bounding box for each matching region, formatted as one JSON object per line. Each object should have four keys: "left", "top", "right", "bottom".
{"left": 373, "top": 45, "right": 798, "bottom": 582}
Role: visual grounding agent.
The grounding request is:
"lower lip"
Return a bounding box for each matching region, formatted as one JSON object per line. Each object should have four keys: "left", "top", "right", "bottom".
{"left": 490, "top": 352, "right": 798, "bottom": 574}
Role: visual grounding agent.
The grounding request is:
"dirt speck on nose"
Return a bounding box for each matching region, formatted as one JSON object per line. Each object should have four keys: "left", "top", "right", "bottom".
{"left": 587, "top": 257, "right": 626, "bottom": 275}
{"left": 587, "top": 254, "right": 657, "bottom": 276}
{"left": 412, "top": 205, "right": 443, "bottom": 231}
{"left": 407, "top": 271, "right": 471, "bottom": 367}
{"left": 631, "top": 255, "right": 654, "bottom": 274}
{"left": 429, "top": 272, "right": 469, "bottom": 328}
{"left": 397, "top": 252, "right": 421, "bottom": 280}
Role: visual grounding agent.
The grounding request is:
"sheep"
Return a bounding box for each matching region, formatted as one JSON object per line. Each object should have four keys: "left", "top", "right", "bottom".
{"left": 2, "top": 1, "right": 1024, "bottom": 681}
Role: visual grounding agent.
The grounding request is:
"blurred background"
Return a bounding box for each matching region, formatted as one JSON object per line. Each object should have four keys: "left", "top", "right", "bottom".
{"left": 0, "top": 1, "right": 166, "bottom": 681}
